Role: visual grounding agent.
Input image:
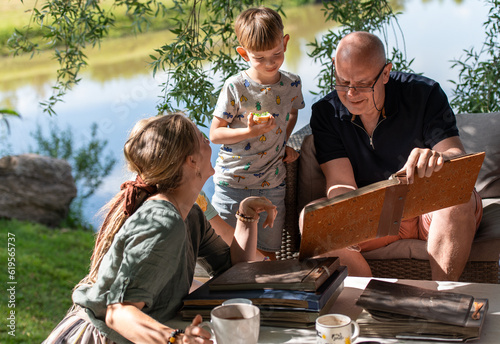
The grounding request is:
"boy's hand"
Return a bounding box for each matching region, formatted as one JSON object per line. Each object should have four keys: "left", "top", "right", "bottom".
{"left": 247, "top": 113, "right": 276, "bottom": 137}
{"left": 283, "top": 146, "right": 299, "bottom": 163}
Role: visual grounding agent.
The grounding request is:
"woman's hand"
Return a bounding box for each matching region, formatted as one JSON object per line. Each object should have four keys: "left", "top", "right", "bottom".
{"left": 239, "top": 196, "right": 277, "bottom": 229}
{"left": 182, "top": 315, "right": 212, "bottom": 344}
{"left": 106, "top": 303, "right": 212, "bottom": 344}
{"left": 231, "top": 196, "right": 276, "bottom": 263}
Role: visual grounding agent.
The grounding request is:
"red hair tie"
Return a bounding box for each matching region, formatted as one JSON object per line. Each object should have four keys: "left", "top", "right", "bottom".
{"left": 120, "top": 175, "right": 158, "bottom": 216}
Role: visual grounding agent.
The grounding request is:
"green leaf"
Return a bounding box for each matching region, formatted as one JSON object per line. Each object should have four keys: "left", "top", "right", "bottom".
{"left": 0, "top": 109, "right": 21, "bottom": 117}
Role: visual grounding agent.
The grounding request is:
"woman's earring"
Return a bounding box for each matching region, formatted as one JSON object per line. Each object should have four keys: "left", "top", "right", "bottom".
{"left": 196, "top": 168, "right": 202, "bottom": 178}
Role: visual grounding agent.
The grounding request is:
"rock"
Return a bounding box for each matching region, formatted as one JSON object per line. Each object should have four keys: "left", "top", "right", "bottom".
{"left": 0, "top": 154, "right": 77, "bottom": 227}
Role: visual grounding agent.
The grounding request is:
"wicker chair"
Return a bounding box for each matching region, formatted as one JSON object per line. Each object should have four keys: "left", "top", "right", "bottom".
{"left": 278, "top": 114, "right": 500, "bottom": 283}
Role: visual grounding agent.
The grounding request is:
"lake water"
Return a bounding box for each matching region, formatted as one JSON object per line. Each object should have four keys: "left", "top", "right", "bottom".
{"left": 0, "top": 0, "right": 490, "bottom": 229}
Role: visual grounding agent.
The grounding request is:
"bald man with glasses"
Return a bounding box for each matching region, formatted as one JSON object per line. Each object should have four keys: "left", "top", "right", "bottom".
{"left": 309, "top": 31, "right": 482, "bottom": 281}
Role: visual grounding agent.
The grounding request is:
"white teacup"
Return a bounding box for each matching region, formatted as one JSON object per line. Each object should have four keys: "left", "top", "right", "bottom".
{"left": 222, "top": 298, "right": 253, "bottom": 306}
{"left": 200, "top": 303, "right": 260, "bottom": 344}
{"left": 316, "top": 313, "right": 360, "bottom": 344}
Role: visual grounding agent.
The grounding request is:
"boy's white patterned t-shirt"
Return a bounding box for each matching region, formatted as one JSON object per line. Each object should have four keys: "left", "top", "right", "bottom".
{"left": 213, "top": 70, "right": 305, "bottom": 189}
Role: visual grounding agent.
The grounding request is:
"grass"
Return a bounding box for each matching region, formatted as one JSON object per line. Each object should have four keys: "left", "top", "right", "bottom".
{"left": 0, "top": 219, "right": 95, "bottom": 343}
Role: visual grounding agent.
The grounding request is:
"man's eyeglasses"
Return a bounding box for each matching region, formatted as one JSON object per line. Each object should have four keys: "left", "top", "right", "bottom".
{"left": 331, "top": 63, "right": 388, "bottom": 93}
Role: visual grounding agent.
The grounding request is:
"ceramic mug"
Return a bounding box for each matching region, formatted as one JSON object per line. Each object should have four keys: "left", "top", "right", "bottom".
{"left": 316, "top": 313, "right": 360, "bottom": 344}
{"left": 222, "top": 298, "right": 253, "bottom": 306}
{"left": 200, "top": 303, "right": 260, "bottom": 344}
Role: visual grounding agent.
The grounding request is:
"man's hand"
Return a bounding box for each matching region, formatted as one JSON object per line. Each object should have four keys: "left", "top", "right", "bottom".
{"left": 400, "top": 148, "right": 445, "bottom": 184}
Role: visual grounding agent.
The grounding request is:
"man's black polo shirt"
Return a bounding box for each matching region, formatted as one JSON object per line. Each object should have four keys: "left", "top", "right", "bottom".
{"left": 310, "top": 71, "right": 459, "bottom": 188}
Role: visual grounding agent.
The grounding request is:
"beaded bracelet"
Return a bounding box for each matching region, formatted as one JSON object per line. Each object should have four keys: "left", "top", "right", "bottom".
{"left": 168, "top": 329, "right": 185, "bottom": 343}
{"left": 235, "top": 210, "right": 257, "bottom": 223}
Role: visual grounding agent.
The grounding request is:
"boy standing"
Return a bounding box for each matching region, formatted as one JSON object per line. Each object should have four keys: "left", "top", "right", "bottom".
{"left": 210, "top": 7, "right": 304, "bottom": 260}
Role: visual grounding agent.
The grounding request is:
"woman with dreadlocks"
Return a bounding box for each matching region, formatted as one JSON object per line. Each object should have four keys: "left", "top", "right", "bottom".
{"left": 43, "top": 113, "right": 276, "bottom": 344}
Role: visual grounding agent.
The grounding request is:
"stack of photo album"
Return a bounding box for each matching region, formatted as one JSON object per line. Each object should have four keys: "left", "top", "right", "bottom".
{"left": 181, "top": 257, "right": 347, "bottom": 328}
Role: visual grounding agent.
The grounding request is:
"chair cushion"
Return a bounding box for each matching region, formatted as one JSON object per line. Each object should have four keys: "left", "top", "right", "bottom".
{"left": 474, "top": 198, "right": 500, "bottom": 242}
{"left": 361, "top": 239, "right": 428, "bottom": 260}
{"left": 297, "top": 134, "right": 326, "bottom": 212}
{"left": 456, "top": 112, "right": 500, "bottom": 199}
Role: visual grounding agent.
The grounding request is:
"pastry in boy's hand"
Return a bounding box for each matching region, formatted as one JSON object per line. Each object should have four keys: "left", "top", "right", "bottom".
{"left": 252, "top": 112, "right": 272, "bottom": 124}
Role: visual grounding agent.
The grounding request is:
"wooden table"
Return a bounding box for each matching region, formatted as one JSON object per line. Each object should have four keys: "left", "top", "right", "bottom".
{"left": 171, "top": 276, "right": 500, "bottom": 343}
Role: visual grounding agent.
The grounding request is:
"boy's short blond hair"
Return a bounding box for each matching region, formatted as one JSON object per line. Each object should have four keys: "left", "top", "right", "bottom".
{"left": 235, "top": 7, "right": 284, "bottom": 52}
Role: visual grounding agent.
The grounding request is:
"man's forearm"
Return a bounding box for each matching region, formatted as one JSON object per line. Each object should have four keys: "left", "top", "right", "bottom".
{"left": 327, "top": 184, "right": 357, "bottom": 199}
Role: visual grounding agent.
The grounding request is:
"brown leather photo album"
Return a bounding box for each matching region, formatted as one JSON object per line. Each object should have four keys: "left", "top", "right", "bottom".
{"left": 208, "top": 257, "right": 340, "bottom": 292}
{"left": 299, "top": 152, "right": 485, "bottom": 259}
{"left": 355, "top": 280, "right": 488, "bottom": 342}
